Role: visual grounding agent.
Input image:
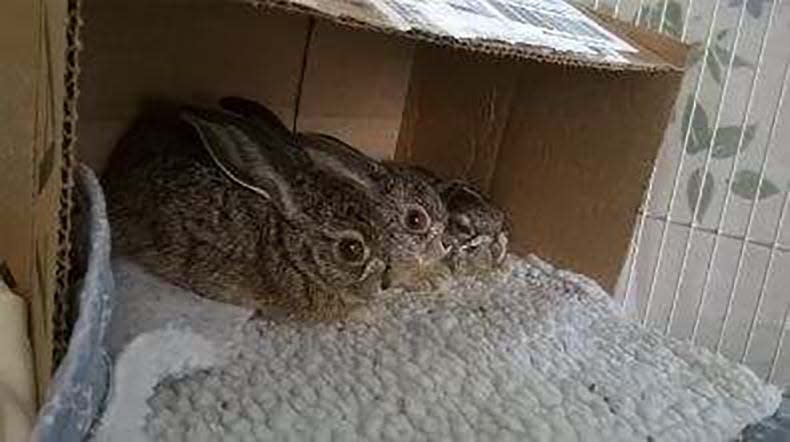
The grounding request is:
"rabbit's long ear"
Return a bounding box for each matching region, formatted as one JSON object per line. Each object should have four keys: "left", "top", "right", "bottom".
{"left": 298, "top": 132, "right": 385, "bottom": 192}
{"left": 440, "top": 180, "right": 489, "bottom": 212}
{"left": 181, "top": 107, "right": 304, "bottom": 218}
{"left": 218, "top": 96, "right": 385, "bottom": 192}
{"left": 400, "top": 165, "right": 443, "bottom": 187}
{"left": 218, "top": 96, "right": 293, "bottom": 139}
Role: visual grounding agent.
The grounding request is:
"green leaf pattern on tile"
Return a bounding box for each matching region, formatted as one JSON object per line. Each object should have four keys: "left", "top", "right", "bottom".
{"left": 664, "top": 0, "right": 785, "bottom": 208}
{"left": 682, "top": 96, "right": 712, "bottom": 155}
{"left": 707, "top": 31, "right": 753, "bottom": 84}
{"left": 730, "top": 170, "right": 781, "bottom": 200}
{"left": 687, "top": 168, "right": 714, "bottom": 222}
{"left": 680, "top": 96, "right": 759, "bottom": 161}
{"left": 585, "top": 0, "right": 785, "bottom": 209}
{"left": 711, "top": 124, "right": 757, "bottom": 159}
{"left": 686, "top": 30, "right": 753, "bottom": 85}
{"left": 729, "top": 0, "right": 772, "bottom": 19}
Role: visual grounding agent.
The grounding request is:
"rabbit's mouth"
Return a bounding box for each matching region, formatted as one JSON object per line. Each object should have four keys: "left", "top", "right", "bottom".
{"left": 349, "top": 258, "right": 389, "bottom": 300}
{"left": 424, "top": 235, "right": 449, "bottom": 263}
{"left": 458, "top": 235, "right": 490, "bottom": 252}
{"left": 446, "top": 231, "right": 509, "bottom": 272}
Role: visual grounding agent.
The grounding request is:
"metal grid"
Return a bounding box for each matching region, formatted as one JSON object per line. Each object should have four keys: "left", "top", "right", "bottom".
{"left": 579, "top": 0, "right": 790, "bottom": 385}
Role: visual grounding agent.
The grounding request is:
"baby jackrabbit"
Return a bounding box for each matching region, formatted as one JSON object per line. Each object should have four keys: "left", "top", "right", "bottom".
{"left": 305, "top": 135, "right": 509, "bottom": 277}
{"left": 219, "top": 97, "right": 450, "bottom": 290}
{"left": 408, "top": 167, "right": 509, "bottom": 275}
{"left": 219, "top": 96, "right": 508, "bottom": 280}
{"left": 103, "top": 105, "right": 391, "bottom": 319}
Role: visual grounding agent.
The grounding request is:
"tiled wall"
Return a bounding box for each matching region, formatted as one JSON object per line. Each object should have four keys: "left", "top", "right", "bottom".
{"left": 574, "top": 0, "right": 790, "bottom": 385}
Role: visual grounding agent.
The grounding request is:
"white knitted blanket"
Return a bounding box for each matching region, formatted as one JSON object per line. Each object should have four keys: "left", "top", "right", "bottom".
{"left": 93, "top": 255, "right": 781, "bottom": 442}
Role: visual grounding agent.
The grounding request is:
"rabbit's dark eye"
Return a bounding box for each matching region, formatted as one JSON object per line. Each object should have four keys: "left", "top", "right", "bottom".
{"left": 403, "top": 206, "right": 430, "bottom": 233}
{"left": 337, "top": 237, "right": 366, "bottom": 264}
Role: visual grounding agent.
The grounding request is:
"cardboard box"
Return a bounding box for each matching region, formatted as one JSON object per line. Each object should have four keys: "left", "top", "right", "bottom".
{"left": 0, "top": 0, "right": 688, "bottom": 403}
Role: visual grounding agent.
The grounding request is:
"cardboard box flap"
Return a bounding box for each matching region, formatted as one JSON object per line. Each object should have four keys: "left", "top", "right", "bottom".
{"left": 248, "top": 0, "right": 683, "bottom": 72}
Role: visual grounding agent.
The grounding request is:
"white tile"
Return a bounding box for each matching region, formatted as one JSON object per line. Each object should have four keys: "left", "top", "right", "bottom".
{"left": 620, "top": 217, "right": 664, "bottom": 321}
{"left": 612, "top": 0, "right": 641, "bottom": 23}
{"left": 585, "top": 0, "right": 790, "bottom": 384}
{"left": 771, "top": 322, "right": 790, "bottom": 385}
{"left": 720, "top": 4, "right": 790, "bottom": 240}
{"left": 717, "top": 242, "right": 772, "bottom": 362}
{"left": 741, "top": 250, "right": 790, "bottom": 380}
{"left": 662, "top": 227, "right": 717, "bottom": 341}
{"left": 645, "top": 0, "right": 717, "bottom": 220}
{"left": 676, "top": 234, "right": 741, "bottom": 351}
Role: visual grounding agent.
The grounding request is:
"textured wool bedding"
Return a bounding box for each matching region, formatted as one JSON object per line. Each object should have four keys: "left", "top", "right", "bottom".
{"left": 32, "top": 165, "right": 787, "bottom": 442}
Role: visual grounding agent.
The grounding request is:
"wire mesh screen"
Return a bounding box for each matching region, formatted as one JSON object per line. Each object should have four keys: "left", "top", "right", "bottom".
{"left": 569, "top": 0, "right": 790, "bottom": 385}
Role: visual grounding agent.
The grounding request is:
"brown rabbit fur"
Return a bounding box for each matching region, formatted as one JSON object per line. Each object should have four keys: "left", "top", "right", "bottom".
{"left": 302, "top": 136, "right": 509, "bottom": 277}
{"left": 218, "top": 97, "right": 450, "bottom": 291}
{"left": 102, "top": 105, "right": 391, "bottom": 320}
{"left": 405, "top": 166, "right": 510, "bottom": 276}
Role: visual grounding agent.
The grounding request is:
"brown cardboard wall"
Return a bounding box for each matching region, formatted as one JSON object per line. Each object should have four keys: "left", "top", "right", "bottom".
{"left": 0, "top": 0, "right": 39, "bottom": 299}
{"left": 491, "top": 63, "right": 682, "bottom": 289}
{"left": 396, "top": 46, "right": 519, "bottom": 192}
{"left": 296, "top": 22, "right": 415, "bottom": 160}
{"left": 78, "top": 2, "right": 311, "bottom": 171}
{"left": 394, "top": 46, "right": 683, "bottom": 290}
{"left": 0, "top": 0, "right": 71, "bottom": 404}
{"left": 77, "top": 2, "right": 415, "bottom": 171}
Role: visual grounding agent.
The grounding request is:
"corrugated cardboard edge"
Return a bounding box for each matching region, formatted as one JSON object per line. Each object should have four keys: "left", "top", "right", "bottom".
{"left": 244, "top": 0, "right": 682, "bottom": 73}
{"left": 32, "top": 0, "right": 82, "bottom": 402}
{"left": 0, "top": 0, "right": 43, "bottom": 404}
{"left": 51, "top": 0, "right": 82, "bottom": 375}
